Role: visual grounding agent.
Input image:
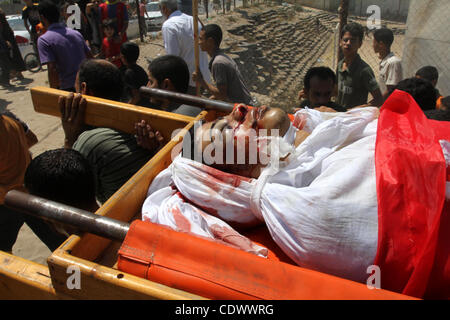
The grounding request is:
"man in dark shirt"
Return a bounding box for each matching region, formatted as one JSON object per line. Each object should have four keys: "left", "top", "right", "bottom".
{"left": 336, "top": 23, "right": 383, "bottom": 109}
{"left": 192, "top": 24, "right": 252, "bottom": 105}
{"left": 119, "top": 42, "right": 151, "bottom": 107}
{"left": 298, "top": 66, "right": 347, "bottom": 112}
{"left": 147, "top": 54, "right": 202, "bottom": 117}
{"left": 22, "top": 0, "right": 40, "bottom": 53}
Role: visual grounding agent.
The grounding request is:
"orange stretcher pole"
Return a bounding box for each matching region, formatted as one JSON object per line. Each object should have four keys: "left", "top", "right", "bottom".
{"left": 118, "top": 220, "right": 414, "bottom": 300}
{"left": 5, "top": 190, "right": 413, "bottom": 300}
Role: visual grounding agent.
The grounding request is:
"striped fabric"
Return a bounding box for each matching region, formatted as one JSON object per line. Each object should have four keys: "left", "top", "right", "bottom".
{"left": 73, "top": 128, "right": 154, "bottom": 204}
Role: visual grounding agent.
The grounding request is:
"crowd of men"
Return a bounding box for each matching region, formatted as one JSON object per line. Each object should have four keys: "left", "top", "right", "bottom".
{"left": 1, "top": 0, "right": 449, "bottom": 299}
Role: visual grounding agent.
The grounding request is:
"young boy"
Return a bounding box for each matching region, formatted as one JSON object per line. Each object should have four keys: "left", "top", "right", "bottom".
{"left": 336, "top": 22, "right": 383, "bottom": 109}
{"left": 119, "top": 41, "right": 151, "bottom": 107}
{"left": 373, "top": 28, "right": 403, "bottom": 99}
{"left": 192, "top": 24, "right": 252, "bottom": 105}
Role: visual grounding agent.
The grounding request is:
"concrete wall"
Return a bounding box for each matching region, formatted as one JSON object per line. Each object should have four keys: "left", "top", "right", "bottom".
{"left": 402, "top": 0, "right": 450, "bottom": 96}
{"left": 297, "top": 0, "right": 410, "bottom": 21}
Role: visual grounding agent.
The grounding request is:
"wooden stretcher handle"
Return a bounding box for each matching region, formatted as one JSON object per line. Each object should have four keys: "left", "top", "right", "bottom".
{"left": 30, "top": 86, "right": 194, "bottom": 141}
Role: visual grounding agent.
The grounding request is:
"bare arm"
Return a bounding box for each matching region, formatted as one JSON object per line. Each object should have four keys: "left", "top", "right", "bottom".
{"left": 47, "top": 62, "right": 60, "bottom": 89}
{"left": 58, "top": 93, "right": 87, "bottom": 149}
{"left": 383, "top": 85, "right": 396, "bottom": 101}
{"left": 128, "top": 88, "right": 141, "bottom": 105}
{"left": 25, "top": 130, "right": 38, "bottom": 148}
{"left": 352, "top": 88, "right": 384, "bottom": 109}
{"left": 368, "top": 88, "right": 384, "bottom": 107}
{"left": 192, "top": 71, "right": 228, "bottom": 101}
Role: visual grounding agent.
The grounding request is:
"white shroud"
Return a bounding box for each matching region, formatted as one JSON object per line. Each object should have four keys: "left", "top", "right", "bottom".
{"left": 142, "top": 108, "right": 381, "bottom": 283}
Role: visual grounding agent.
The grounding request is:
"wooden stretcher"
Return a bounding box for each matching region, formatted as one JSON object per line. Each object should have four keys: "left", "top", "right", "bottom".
{"left": 1, "top": 87, "right": 415, "bottom": 300}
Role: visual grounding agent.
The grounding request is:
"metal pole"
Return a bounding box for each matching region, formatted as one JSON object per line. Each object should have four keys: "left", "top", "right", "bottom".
{"left": 337, "top": 0, "right": 349, "bottom": 64}
{"left": 4, "top": 190, "right": 130, "bottom": 242}
{"left": 193, "top": 0, "right": 201, "bottom": 96}
{"left": 139, "top": 87, "right": 234, "bottom": 113}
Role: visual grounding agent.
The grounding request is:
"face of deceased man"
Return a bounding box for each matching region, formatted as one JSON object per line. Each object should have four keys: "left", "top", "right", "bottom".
{"left": 194, "top": 105, "right": 291, "bottom": 172}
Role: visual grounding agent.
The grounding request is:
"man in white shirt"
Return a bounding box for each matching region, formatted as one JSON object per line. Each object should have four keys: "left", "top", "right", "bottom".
{"left": 373, "top": 28, "right": 403, "bottom": 99}
{"left": 159, "top": 0, "right": 211, "bottom": 94}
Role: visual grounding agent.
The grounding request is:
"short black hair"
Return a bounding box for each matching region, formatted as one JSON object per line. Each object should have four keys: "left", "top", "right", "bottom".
{"left": 102, "top": 18, "right": 118, "bottom": 33}
{"left": 24, "top": 149, "right": 96, "bottom": 208}
{"left": 415, "top": 66, "right": 439, "bottom": 82}
{"left": 441, "top": 96, "right": 450, "bottom": 110}
{"left": 78, "top": 59, "right": 124, "bottom": 101}
{"left": 120, "top": 42, "right": 140, "bottom": 64}
{"left": 149, "top": 55, "right": 189, "bottom": 94}
{"left": 38, "top": 0, "right": 60, "bottom": 24}
{"left": 340, "top": 22, "right": 364, "bottom": 42}
{"left": 373, "top": 28, "right": 394, "bottom": 48}
{"left": 392, "top": 77, "right": 437, "bottom": 111}
{"left": 424, "top": 109, "right": 450, "bottom": 122}
{"left": 203, "top": 24, "right": 222, "bottom": 48}
{"left": 304, "top": 67, "right": 336, "bottom": 90}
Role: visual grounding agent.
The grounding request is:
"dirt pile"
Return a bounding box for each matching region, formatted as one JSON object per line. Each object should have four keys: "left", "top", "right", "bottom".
{"left": 218, "top": 4, "right": 338, "bottom": 110}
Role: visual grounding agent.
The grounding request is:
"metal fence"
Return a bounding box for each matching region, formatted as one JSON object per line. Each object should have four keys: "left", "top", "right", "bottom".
{"left": 401, "top": 0, "right": 450, "bottom": 97}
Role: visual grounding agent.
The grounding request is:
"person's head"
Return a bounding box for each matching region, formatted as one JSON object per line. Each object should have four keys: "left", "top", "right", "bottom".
{"left": 424, "top": 109, "right": 450, "bottom": 122}
{"left": 373, "top": 28, "right": 394, "bottom": 57}
{"left": 199, "top": 24, "right": 222, "bottom": 53}
{"left": 415, "top": 66, "right": 439, "bottom": 87}
{"left": 392, "top": 77, "right": 437, "bottom": 111}
{"left": 38, "top": 0, "right": 60, "bottom": 27}
{"left": 441, "top": 96, "right": 450, "bottom": 111}
{"left": 0, "top": 9, "right": 6, "bottom": 25}
{"left": 76, "top": 59, "right": 124, "bottom": 101}
{"left": 24, "top": 0, "right": 33, "bottom": 6}
{"left": 147, "top": 54, "right": 190, "bottom": 106}
{"left": 194, "top": 105, "right": 291, "bottom": 176}
{"left": 90, "top": 0, "right": 101, "bottom": 8}
{"left": 159, "top": 0, "right": 178, "bottom": 18}
{"left": 303, "top": 67, "right": 336, "bottom": 107}
{"left": 102, "top": 19, "right": 118, "bottom": 38}
{"left": 340, "top": 22, "right": 364, "bottom": 57}
{"left": 24, "top": 149, "right": 97, "bottom": 211}
{"left": 120, "top": 42, "right": 140, "bottom": 66}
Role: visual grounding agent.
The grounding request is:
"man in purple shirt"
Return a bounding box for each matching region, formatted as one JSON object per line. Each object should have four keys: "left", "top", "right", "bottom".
{"left": 37, "top": 0, "right": 92, "bottom": 91}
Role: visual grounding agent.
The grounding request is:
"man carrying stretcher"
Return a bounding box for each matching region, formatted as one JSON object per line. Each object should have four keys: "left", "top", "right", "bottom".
{"left": 140, "top": 91, "right": 450, "bottom": 299}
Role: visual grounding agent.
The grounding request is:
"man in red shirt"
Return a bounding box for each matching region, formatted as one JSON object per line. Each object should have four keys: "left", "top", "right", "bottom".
{"left": 139, "top": 0, "right": 149, "bottom": 38}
